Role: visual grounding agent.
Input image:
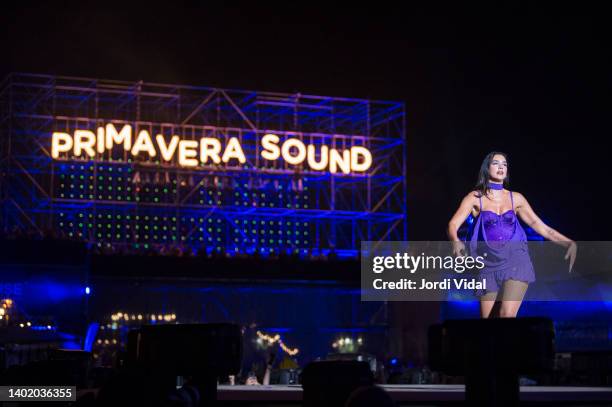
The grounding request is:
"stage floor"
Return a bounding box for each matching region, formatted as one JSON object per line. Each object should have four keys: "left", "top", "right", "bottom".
{"left": 217, "top": 384, "right": 612, "bottom": 404}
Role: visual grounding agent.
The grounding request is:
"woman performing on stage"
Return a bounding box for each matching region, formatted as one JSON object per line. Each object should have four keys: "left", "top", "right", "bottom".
{"left": 447, "top": 152, "right": 577, "bottom": 318}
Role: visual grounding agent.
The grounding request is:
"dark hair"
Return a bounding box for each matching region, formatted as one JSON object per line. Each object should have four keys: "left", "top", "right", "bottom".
{"left": 474, "top": 151, "right": 510, "bottom": 197}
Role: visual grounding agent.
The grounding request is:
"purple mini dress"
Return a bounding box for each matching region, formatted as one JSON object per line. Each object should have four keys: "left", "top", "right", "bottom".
{"left": 468, "top": 191, "right": 536, "bottom": 296}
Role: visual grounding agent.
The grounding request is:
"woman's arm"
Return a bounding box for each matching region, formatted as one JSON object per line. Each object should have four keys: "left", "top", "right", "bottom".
{"left": 514, "top": 191, "right": 577, "bottom": 271}
{"left": 513, "top": 192, "right": 573, "bottom": 246}
{"left": 447, "top": 192, "right": 477, "bottom": 241}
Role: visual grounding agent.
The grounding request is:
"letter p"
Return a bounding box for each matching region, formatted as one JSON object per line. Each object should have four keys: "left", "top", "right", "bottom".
{"left": 51, "top": 132, "right": 73, "bottom": 158}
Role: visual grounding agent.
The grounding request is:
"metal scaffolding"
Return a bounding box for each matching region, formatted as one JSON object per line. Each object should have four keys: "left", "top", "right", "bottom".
{"left": 0, "top": 73, "right": 406, "bottom": 258}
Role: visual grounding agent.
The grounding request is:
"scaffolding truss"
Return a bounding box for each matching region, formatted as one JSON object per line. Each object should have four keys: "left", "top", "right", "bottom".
{"left": 0, "top": 73, "right": 406, "bottom": 258}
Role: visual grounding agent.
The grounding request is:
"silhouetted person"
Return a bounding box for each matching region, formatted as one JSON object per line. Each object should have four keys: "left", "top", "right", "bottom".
{"left": 345, "top": 385, "right": 395, "bottom": 407}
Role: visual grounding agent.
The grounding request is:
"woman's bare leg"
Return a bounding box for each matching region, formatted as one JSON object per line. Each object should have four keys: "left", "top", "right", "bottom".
{"left": 498, "top": 279, "right": 529, "bottom": 318}
{"left": 480, "top": 291, "right": 498, "bottom": 318}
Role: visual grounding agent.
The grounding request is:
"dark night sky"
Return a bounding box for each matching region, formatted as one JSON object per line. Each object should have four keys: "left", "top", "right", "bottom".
{"left": 2, "top": 3, "right": 610, "bottom": 240}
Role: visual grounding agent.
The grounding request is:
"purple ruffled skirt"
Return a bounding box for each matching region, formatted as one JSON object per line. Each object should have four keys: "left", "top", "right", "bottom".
{"left": 473, "top": 241, "right": 536, "bottom": 297}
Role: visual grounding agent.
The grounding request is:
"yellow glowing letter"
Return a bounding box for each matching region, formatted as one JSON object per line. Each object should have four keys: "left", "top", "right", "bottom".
{"left": 74, "top": 130, "right": 97, "bottom": 158}
{"left": 221, "top": 137, "right": 246, "bottom": 164}
{"left": 307, "top": 144, "right": 329, "bottom": 171}
{"left": 281, "top": 138, "right": 306, "bottom": 165}
{"left": 178, "top": 140, "right": 198, "bottom": 167}
{"left": 105, "top": 124, "right": 132, "bottom": 151}
{"left": 131, "top": 130, "right": 157, "bottom": 157}
{"left": 156, "top": 135, "right": 180, "bottom": 162}
{"left": 350, "top": 146, "right": 372, "bottom": 172}
{"left": 200, "top": 137, "right": 222, "bottom": 164}
{"left": 329, "top": 149, "right": 351, "bottom": 174}
{"left": 261, "top": 134, "right": 280, "bottom": 160}
{"left": 96, "top": 127, "right": 105, "bottom": 154}
{"left": 51, "top": 132, "right": 73, "bottom": 158}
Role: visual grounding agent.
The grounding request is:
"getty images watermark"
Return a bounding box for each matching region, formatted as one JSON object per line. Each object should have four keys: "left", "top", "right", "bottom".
{"left": 361, "top": 241, "right": 612, "bottom": 301}
{"left": 371, "top": 250, "right": 486, "bottom": 290}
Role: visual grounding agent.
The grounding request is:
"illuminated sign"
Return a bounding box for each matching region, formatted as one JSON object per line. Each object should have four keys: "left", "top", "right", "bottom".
{"left": 51, "top": 124, "right": 372, "bottom": 174}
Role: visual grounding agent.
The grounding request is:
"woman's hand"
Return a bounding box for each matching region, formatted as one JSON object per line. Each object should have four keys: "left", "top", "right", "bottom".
{"left": 452, "top": 241, "right": 466, "bottom": 258}
{"left": 565, "top": 241, "right": 577, "bottom": 273}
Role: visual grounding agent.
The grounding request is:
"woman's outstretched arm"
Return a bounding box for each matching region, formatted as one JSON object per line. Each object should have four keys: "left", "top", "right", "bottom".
{"left": 513, "top": 192, "right": 573, "bottom": 244}
{"left": 514, "top": 191, "right": 577, "bottom": 271}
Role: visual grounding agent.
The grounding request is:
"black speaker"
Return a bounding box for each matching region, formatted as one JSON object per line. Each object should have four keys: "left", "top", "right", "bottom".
{"left": 429, "top": 317, "right": 554, "bottom": 375}
{"left": 301, "top": 360, "right": 374, "bottom": 407}
{"left": 127, "top": 323, "right": 242, "bottom": 377}
{"left": 428, "top": 317, "right": 555, "bottom": 407}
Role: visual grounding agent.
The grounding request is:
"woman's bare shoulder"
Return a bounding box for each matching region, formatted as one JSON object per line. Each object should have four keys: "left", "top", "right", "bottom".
{"left": 510, "top": 190, "right": 526, "bottom": 200}
{"left": 465, "top": 191, "right": 481, "bottom": 216}
{"left": 466, "top": 190, "right": 481, "bottom": 200}
{"left": 509, "top": 191, "right": 528, "bottom": 207}
{"left": 460, "top": 191, "right": 480, "bottom": 209}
